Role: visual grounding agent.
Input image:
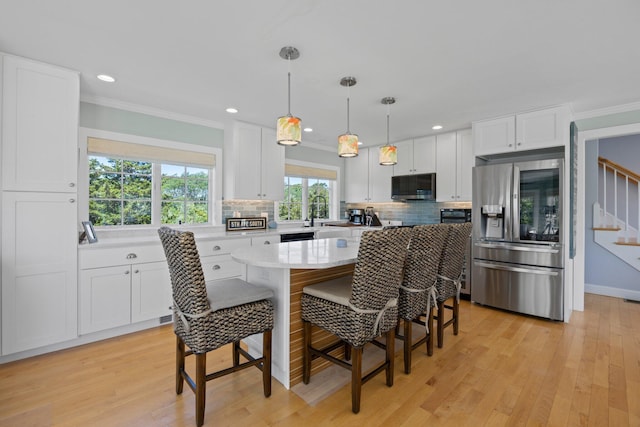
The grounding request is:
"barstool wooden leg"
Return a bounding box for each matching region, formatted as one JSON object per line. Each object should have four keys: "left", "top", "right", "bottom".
{"left": 386, "top": 328, "right": 395, "bottom": 386}
{"left": 403, "top": 318, "right": 412, "bottom": 374}
{"left": 351, "top": 346, "right": 363, "bottom": 413}
{"left": 195, "top": 353, "right": 206, "bottom": 427}
{"left": 344, "top": 342, "right": 351, "bottom": 361}
{"left": 427, "top": 307, "right": 434, "bottom": 356}
{"left": 437, "top": 300, "right": 445, "bottom": 348}
{"left": 176, "top": 336, "right": 185, "bottom": 394}
{"left": 453, "top": 297, "right": 460, "bottom": 335}
{"left": 233, "top": 341, "right": 240, "bottom": 367}
{"left": 263, "top": 329, "right": 272, "bottom": 397}
{"left": 302, "top": 320, "right": 311, "bottom": 384}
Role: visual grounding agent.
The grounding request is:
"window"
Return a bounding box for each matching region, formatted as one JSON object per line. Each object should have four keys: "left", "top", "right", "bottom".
{"left": 80, "top": 129, "right": 221, "bottom": 227}
{"left": 277, "top": 161, "right": 339, "bottom": 222}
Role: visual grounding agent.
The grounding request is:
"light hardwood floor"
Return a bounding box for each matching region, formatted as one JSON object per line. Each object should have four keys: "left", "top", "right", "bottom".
{"left": 0, "top": 293, "right": 638, "bottom": 426}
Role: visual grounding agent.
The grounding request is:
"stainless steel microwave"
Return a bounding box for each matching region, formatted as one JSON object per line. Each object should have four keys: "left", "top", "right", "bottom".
{"left": 391, "top": 173, "right": 436, "bottom": 200}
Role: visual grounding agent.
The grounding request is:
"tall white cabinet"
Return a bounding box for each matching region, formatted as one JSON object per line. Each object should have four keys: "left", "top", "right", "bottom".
{"left": 436, "top": 129, "right": 473, "bottom": 202}
{"left": 1, "top": 54, "right": 79, "bottom": 355}
{"left": 224, "top": 121, "right": 284, "bottom": 200}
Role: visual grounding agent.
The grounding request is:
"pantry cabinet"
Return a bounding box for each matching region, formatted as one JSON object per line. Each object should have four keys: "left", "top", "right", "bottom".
{"left": 1, "top": 54, "right": 80, "bottom": 355}
{"left": 393, "top": 136, "right": 436, "bottom": 176}
{"left": 436, "top": 129, "right": 473, "bottom": 202}
{"left": 224, "top": 122, "right": 284, "bottom": 200}
{"left": 473, "top": 105, "right": 571, "bottom": 156}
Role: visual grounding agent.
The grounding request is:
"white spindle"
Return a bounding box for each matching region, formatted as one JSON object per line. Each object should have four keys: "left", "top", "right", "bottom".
{"left": 603, "top": 163, "right": 607, "bottom": 225}
{"left": 625, "top": 176, "right": 629, "bottom": 233}
{"left": 613, "top": 169, "right": 618, "bottom": 227}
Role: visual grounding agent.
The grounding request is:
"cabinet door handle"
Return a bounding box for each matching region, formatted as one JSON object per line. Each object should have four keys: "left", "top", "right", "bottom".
{"left": 264, "top": 241, "right": 271, "bottom": 245}
{"left": 517, "top": 142, "right": 522, "bottom": 146}
{"left": 126, "top": 253, "right": 137, "bottom": 259}
{"left": 212, "top": 265, "right": 221, "bottom": 270}
{"left": 68, "top": 182, "right": 75, "bottom": 187}
{"left": 134, "top": 269, "right": 139, "bottom": 274}
{"left": 213, "top": 245, "right": 221, "bottom": 251}
{"left": 69, "top": 198, "right": 75, "bottom": 203}
{"left": 125, "top": 270, "right": 130, "bottom": 275}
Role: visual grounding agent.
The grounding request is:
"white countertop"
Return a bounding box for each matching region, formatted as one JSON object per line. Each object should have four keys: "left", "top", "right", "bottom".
{"left": 231, "top": 237, "right": 360, "bottom": 269}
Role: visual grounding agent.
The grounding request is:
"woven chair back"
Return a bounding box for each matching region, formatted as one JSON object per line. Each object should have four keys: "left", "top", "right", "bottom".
{"left": 349, "top": 227, "right": 412, "bottom": 310}
{"left": 436, "top": 222, "right": 473, "bottom": 299}
{"left": 403, "top": 224, "right": 449, "bottom": 291}
{"left": 158, "top": 227, "right": 211, "bottom": 319}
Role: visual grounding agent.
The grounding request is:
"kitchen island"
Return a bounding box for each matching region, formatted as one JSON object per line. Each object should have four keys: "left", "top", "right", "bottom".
{"left": 231, "top": 237, "right": 361, "bottom": 389}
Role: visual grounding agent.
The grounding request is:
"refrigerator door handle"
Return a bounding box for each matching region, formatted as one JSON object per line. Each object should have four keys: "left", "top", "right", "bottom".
{"left": 474, "top": 261, "right": 559, "bottom": 276}
{"left": 512, "top": 165, "right": 521, "bottom": 242}
{"left": 474, "top": 242, "right": 560, "bottom": 254}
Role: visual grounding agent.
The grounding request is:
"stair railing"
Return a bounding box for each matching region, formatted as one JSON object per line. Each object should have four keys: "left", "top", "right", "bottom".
{"left": 598, "top": 156, "right": 640, "bottom": 243}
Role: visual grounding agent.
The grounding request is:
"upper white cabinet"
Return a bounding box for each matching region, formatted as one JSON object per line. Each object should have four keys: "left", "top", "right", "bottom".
{"left": 436, "top": 129, "right": 473, "bottom": 202}
{"left": 224, "top": 122, "right": 284, "bottom": 200}
{"left": 473, "top": 105, "right": 571, "bottom": 157}
{"left": 393, "top": 136, "right": 436, "bottom": 176}
{"left": 344, "top": 147, "right": 393, "bottom": 203}
{"left": 2, "top": 55, "right": 79, "bottom": 192}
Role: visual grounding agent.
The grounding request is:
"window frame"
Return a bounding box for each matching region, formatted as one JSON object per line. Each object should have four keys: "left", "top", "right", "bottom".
{"left": 78, "top": 127, "right": 222, "bottom": 228}
{"left": 275, "top": 159, "right": 340, "bottom": 223}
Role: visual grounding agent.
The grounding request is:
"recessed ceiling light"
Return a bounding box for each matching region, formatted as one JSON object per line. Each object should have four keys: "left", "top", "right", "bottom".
{"left": 225, "top": 107, "right": 238, "bottom": 114}
{"left": 97, "top": 74, "right": 116, "bottom": 83}
{"left": 432, "top": 125, "right": 443, "bottom": 130}
{"left": 303, "top": 127, "right": 313, "bottom": 132}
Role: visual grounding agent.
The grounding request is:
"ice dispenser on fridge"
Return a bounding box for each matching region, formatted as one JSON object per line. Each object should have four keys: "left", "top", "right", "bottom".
{"left": 480, "top": 205, "right": 504, "bottom": 239}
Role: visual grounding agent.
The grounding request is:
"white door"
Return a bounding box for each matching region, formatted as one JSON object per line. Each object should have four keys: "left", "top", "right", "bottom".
{"left": 2, "top": 55, "right": 79, "bottom": 192}
{"left": 2, "top": 192, "right": 78, "bottom": 354}
{"left": 436, "top": 132, "right": 457, "bottom": 201}
{"left": 234, "top": 124, "right": 262, "bottom": 199}
{"left": 456, "top": 129, "right": 474, "bottom": 201}
{"left": 344, "top": 148, "right": 370, "bottom": 202}
{"left": 131, "top": 261, "right": 172, "bottom": 323}
{"left": 412, "top": 136, "right": 437, "bottom": 174}
{"left": 393, "top": 140, "right": 414, "bottom": 176}
{"left": 79, "top": 265, "right": 132, "bottom": 334}
{"left": 473, "top": 116, "right": 516, "bottom": 156}
{"left": 368, "top": 147, "right": 393, "bottom": 202}
{"left": 516, "top": 106, "right": 568, "bottom": 151}
{"left": 260, "top": 127, "right": 285, "bottom": 200}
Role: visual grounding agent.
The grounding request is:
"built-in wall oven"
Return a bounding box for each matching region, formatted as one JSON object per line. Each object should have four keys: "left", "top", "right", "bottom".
{"left": 440, "top": 208, "right": 472, "bottom": 299}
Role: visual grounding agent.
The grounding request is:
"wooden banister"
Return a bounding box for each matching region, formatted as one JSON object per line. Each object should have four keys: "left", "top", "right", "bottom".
{"left": 598, "top": 156, "right": 640, "bottom": 183}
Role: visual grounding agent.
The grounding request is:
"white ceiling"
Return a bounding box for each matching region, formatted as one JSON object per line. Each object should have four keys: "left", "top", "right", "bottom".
{"left": 1, "top": 0, "right": 639, "bottom": 149}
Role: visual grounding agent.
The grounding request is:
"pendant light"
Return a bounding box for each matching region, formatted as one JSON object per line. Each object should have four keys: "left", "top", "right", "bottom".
{"left": 379, "top": 97, "right": 397, "bottom": 165}
{"left": 277, "top": 46, "right": 302, "bottom": 146}
{"left": 337, "top": 76, "right": 359, "bottom": 158}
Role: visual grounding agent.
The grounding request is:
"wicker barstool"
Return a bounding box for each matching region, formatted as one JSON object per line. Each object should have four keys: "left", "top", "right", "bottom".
{"left": 157, "top": 227, "right": 274, "bottom": 427}
{"left": 397, "top": 224, "right": 449, "bottom": 373}
{"left": 434, "top": 222, "right": 473, "bottom": 349}
{"left": 301, "top": 227, "right": 412, "bottom": 413}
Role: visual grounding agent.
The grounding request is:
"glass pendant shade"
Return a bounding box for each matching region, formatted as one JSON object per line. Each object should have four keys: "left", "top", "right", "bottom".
{"left": 379, "top": 96, "right": 397, "bottom": 165}
{"left": 379, "top": 144, "right": 397, "bottom": 165}
{"left": 277, "top": 115, "right": 301, "bottom": 146}
{"left": 277, "top": 46, "right": 301, "bottom": 146}
{"left": 338, "top": 133, "right": 359, "bottom": 157}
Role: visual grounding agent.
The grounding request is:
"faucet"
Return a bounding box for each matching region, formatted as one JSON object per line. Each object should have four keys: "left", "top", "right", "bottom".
{"left": 310, "top": 194, "right": 327, "bottom": 227}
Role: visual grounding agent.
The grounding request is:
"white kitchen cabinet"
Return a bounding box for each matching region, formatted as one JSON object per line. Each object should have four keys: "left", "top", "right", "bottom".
{"left": 1, "top": 192, "right": 78, "bottom": 355}
{"left": 436, "top": 129, "right": 473, "bottom": 202}
{"left": 344, "top": 147, "right": 393, "bottom": 203}
{"left": 224, "top": 122, "right": 284, "bottom": 200}
{"left": 79, "top": 245, "right": 171, "bottom": 334}
{"left": 473, "top": 105, "right": 570, "bottom": 156}
{"left": 393, "top": 136, "right": 436, "bottom": 176}
{"left": 1, "top": 54, "right": 79, "bottom": 192}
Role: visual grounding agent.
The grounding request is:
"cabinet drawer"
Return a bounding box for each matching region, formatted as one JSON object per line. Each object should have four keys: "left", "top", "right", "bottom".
{"left": 251, "top": 235, "right": 279, "bottom": 246}
{"left": 196, "top": 237, "right": 251, "bottom": 257}
{"left": 79, "top": 244, "right": 166, "bottom": 269}
{"left": 201, "top": 254, "right": 245, "bottom": 281}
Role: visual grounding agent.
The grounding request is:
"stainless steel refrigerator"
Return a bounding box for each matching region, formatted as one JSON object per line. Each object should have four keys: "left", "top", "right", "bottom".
{"left": 471, "top": 159, "right": 564, "bottom": 320}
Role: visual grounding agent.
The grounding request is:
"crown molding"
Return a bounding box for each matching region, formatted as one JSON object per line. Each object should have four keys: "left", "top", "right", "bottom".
{"left": 573, "top": 100, "right": 640, "bottom": 120}
{"left": 80, "top": 95, "right": 225, "bottom": 129}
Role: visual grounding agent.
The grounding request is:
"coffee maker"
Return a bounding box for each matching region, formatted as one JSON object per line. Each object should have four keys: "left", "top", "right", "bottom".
{"left": 348, "top": 208, "right": 364, "bottom": 225}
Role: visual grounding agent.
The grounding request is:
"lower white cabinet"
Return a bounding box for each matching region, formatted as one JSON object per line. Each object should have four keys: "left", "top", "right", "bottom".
{"left": 1, "top": 191, "right": 78, "bottom": 355}
{"left": 79, "top": 265, "right": 133, "bottom": 334}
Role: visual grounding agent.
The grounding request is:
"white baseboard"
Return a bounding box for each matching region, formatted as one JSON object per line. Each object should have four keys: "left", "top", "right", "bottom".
{"left": 585, "top": 283, "right": 640, "bottom": 302}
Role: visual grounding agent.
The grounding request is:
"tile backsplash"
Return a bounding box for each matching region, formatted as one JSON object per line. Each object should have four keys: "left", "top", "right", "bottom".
{"left": 223, "top": 200, "right": 471, "bottom": 226}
